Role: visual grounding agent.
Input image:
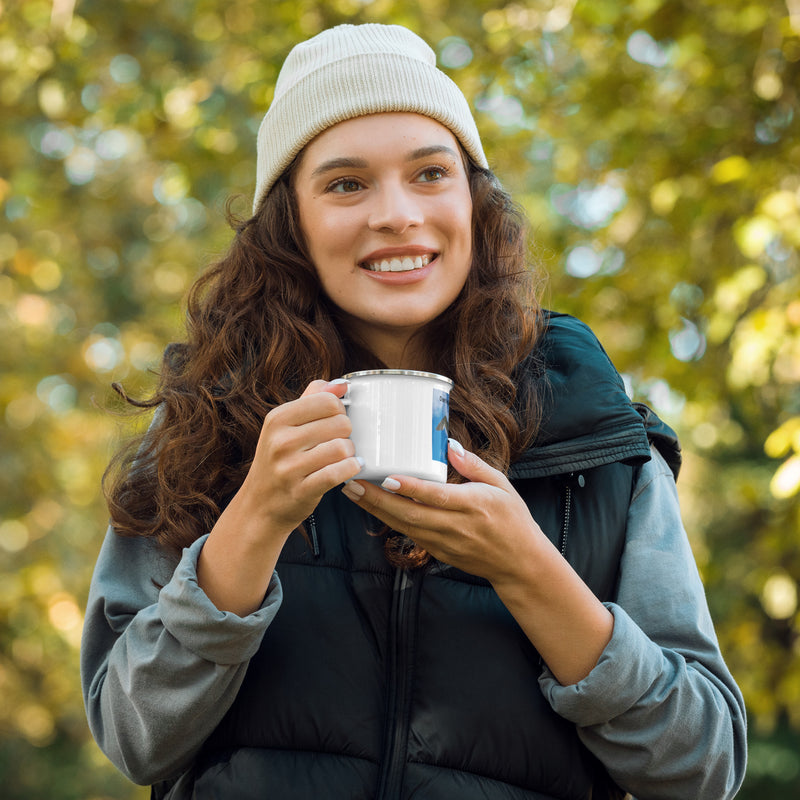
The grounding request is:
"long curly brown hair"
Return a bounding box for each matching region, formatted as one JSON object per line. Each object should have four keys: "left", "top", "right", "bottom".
{"left": 103, "top": 159, "right": 546, "bottom": 566}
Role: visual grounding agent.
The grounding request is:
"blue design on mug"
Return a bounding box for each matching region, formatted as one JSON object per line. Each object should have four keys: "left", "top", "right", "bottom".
{"left": 432, "top": 389, "right": 449, "bottom": 464}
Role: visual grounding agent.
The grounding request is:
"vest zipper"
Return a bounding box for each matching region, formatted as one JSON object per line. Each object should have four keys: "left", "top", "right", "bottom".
{"left": 376, "top": 567, "right": 419, "bottom": 799}
{"left": 559, "top": 485, "right": 572, "bottom": 557}
{"left": 559, "top": 472, "right": 585, "bottom": 557}
{"left": 307, "top": 512, "right": 320, "bottom": 557}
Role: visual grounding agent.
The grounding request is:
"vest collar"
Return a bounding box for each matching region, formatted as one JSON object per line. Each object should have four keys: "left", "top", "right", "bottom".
{"left": 510, "top": 312, "right": 652, "bottom": 480}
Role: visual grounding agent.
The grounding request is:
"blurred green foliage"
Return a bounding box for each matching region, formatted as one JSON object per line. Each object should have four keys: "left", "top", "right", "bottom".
{"left": 1, "top": 0, "right": 798, "bottom": 797}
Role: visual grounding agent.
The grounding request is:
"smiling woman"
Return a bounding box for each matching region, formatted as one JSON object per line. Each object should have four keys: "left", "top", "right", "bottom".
{"left": 293, "top": 113, "right": 474, "bottom": 368}
{"left": 81, "top": 22, "right": 746, "bottom": 800}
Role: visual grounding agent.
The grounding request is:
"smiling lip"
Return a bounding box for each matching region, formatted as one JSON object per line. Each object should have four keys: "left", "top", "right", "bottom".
{"left": 363, "top": 254, "right": 431, "bottom": 272}
{"left": 359, "top": 246, "right": 438, "bottom": 273}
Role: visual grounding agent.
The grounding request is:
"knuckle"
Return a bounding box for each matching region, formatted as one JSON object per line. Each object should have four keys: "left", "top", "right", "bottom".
{"left": 270, "top": 458, "right": 295, "bottom": 486}
{"left": 334, "top": 414, "right": 352, "bottom": 436}
{"left": 429, "top": 485, "right": 449, "bottom": 507}
{"left": 262, "top": 405, "right": 285, "bottom": 430}
{"left": 318, "top": 391, "right": 342, "bottom": 413}
{"left": 405, "top": 504, "right": 425, "bottom": 528}
{"left": 335, "top": 438, "right": 356, "bottom": 459}
{"left": 269, "top": 428, "right": 296, "bottom": 458}
{"left": 316, "top": 438, "right": 353, "bottom": 462}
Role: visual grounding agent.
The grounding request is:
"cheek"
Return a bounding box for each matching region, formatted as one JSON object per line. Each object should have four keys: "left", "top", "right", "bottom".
{"left": 321, "top": 206, "right": 361, "bottom": 246}
{"left": 450, "top": 193, "right": 473, "bottom": 247}
{"left": 302, "top": 213, "right": 350, "bottom": 269}
{"left": 451, "top": 204, "right": 474, "bottom": 263}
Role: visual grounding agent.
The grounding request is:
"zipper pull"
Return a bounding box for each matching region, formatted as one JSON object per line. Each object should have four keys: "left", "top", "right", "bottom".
{"left": 307, "top": 513, "right": 320, "bottom": 558}
{"left": 568, "top": 472, "right": 585, "bottom": 489}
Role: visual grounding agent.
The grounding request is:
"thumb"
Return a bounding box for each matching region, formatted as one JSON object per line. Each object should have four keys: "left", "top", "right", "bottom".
{"left": 447, "top": 439, "right": 509, "bottom": 488}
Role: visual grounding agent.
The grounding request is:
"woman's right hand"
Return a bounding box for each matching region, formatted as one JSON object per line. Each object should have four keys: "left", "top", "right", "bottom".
{"left": 240, "top": 378, "right": 362, "bottom": 538}
{"left": 197, "top": 378, "right": 361, "bottom": 615}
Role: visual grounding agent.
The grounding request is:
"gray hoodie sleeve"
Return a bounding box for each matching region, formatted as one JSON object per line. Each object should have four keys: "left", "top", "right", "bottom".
{"left": 539, "top": 447, "right": 747, "bottom": 800}
{"left": 80, "top": 529, "right": 282, "bottom": 785}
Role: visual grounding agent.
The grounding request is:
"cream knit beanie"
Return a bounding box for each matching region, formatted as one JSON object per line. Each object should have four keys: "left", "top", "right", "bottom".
{"left": 252, "top": 23, "right": 488, "bottom": 212}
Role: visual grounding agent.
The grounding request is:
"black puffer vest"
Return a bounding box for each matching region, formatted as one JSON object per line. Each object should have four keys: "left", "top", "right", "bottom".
{"left": 156, "top": 313, "right": 680, "bottom": 800}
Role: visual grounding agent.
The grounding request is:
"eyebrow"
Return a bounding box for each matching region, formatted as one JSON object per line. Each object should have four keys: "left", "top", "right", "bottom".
{"left": 408, "top": 145, "right": 460, "bottom": 161}
{"left": 309, "top": 145, "right": 461, "bottom": 178}
{"left": 310, "top": 157, "right": 369, "bottom": 178}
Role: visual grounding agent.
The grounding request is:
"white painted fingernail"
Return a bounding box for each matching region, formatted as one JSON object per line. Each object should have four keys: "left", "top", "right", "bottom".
{"left": 328, "top": 377, "right": 348, "bottom": 385}
{"left": 355, "top": 456, "right": 365, "bottom": 471}
{"left": 381, "top": 477, "right": 401, "bottom": 492}
{"left": 448, "top": 438, "right": 465, "bottom": 457}
{"left": 342, "top": 481, "right": 365, "bottom": 499}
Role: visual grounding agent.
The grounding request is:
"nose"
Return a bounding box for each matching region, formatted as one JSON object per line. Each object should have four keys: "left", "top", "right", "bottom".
{"left": 367, "top": 183, "right": 423, "bottom": 233}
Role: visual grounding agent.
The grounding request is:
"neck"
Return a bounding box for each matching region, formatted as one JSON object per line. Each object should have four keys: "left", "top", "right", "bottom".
{"left": 345, "top": 322, "right": 432, "bottom": 371}
{"left": 374, "top": 335, "right": 430, "bottom": 371}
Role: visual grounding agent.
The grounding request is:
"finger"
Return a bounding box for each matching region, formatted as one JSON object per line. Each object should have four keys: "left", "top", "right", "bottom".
{"left": 304, "top": 454, "right": 364, "bottom": 496}
{"left": 271, "top": 387, "right": 348, "bottom": 429}
{"left": 299, "top": 379, "right": 349, "bottom": 419}
{"left": 302, "top": 436, "right": 357, "bottom": 476}
{"left": 378, "top": 474, "right": 464, "bottom": 511}
{"left": 300, "top": 377, "right": 348, "bottom": 399}
{"left": 447, "top": 438, "right": 510, "bottom": 489}
{"left": 343, "top": 478, "right": 453, "bottom": 535}
{"left": 295, "top": 412, "right": 352, "bottom": 450}
{"left": 300, "top": 379, "right": 329, "bottom": 397}
{"left": 264, "top": 401, "right": 348, "bottom": 449}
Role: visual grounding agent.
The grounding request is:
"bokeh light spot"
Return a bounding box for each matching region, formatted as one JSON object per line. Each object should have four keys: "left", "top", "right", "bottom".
{"left": 438, "top": 37, "right": 473, "bottom": 69}
{"left": 761, "top": 572, "right": 798, "bottom": 618}
{"left": 669, "top": 318, "right": 707, "bottom": 361}
{"left": 626, "top": 30, "right": 670, "bottom": 68}
{"left": 84, "top": 336, "right": 125, "bottom": 372}
{"left": 109, "top": 54, "right": 141, "bottom": 84}
{"left": 0, "top": 520, "right": 29, "bottom": 553}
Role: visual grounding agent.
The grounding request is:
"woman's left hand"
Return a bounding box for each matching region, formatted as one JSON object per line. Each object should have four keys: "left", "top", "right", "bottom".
{"left": 341, "top": 438, "right": 615, "bottom": 686}
{"left": 340, "top": 439, "right": 541, "bottom": 585}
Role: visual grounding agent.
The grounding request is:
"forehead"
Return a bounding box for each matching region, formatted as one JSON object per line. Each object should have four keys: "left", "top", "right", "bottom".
{"left": 298, "top": 112, "right": 463, "bottom": 167}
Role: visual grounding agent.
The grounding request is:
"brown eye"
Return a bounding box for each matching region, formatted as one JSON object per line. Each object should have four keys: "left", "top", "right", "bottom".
{"left": 418, "top": 167, "right": 446, "bottom": 182}
{"left": 329, "top": 178, "right": 362, "bottom": 193}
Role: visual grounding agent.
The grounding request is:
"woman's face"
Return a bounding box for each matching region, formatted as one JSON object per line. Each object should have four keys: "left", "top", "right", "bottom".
{"left": 293, "top": 112, "right": 473, "bottom": 365}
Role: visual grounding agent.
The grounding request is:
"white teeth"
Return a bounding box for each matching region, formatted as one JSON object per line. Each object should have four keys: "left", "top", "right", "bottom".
{"left": 364, "top": 255, "right": 431, "bottom": 272}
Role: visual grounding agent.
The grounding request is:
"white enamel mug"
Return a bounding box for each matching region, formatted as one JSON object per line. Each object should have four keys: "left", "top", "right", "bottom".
{"left": 341, "top": 369, "right": 453, "bottom": 483}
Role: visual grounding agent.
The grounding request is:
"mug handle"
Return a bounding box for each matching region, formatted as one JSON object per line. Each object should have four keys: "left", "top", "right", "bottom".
{"left": 333, "top": 378, "right": 351, "bottom": 407}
